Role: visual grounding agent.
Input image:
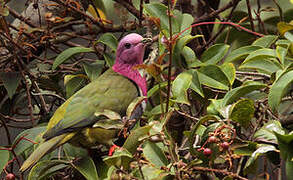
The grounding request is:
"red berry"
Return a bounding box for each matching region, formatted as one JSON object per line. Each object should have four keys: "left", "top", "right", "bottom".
{"left": 208, "top": 136, "right": 217, "bottom": 143}
{"left": 221, "top": 142, "right": 230, "bottom": 149}
{"left": 203, "top": 148, "right": 212, "bottom": 156}
{"left": 5, "top": 173, "right": 15, "bottom": 180}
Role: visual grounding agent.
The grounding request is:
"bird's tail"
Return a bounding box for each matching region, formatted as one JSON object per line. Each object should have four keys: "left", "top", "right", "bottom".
{"left": 20, "top": 134, "right": 70, "bottom": 172}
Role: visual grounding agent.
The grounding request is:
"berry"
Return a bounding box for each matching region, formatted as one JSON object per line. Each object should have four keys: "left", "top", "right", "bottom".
{"left": 220, "top": 142, "right": 230, "bottom": 149}
{"left": 208, "top": 136, "right": 217, "bottom": 143}
{"left": 5, "top": 173, "right": 15, "bottom": 180}
{"left": 203, "top": 148, "right": 212, "bottom": 156}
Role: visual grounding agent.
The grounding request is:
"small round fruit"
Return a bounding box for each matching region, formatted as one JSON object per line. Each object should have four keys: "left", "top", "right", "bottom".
{"left": 208, "top": 136, "right": 217, "bottom": 143}
{"left": 221, "top": 142, "right": 230, "bottom": 149}
{"left": 5, "top": 173, "right": 15, "bottom": 180}
{"left": 203, "top": 148, "right": 212, "bottom": 156}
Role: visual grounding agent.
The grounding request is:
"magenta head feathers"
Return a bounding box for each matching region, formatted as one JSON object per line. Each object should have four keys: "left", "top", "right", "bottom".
{"left": 112, "top": 33, "right": 150, "bottom": 96}
{"left": 115, "top": 33, "right": 146, "bottom": 65}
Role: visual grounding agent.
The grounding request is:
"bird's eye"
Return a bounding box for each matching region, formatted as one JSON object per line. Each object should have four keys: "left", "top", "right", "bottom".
{"left": 124, "top": 43, "right": 131, "bottom": 49}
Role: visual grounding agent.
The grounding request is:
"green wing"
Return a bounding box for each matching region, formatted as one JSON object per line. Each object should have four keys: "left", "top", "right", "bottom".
{"left": 43, "top": 69, "right": 138, "bottom": 139}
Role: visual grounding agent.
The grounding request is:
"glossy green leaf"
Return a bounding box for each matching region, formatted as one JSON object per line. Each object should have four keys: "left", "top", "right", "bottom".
{"left": 0, "top": 148, "right": 9, "bottom": 175}
{"left": 252, "top": 35, "right": 278, "bottom": 47}
{"left": 222, "top": 82, "right": 266, "bottom": 106}
{"left": 254, "top": 120, "right": 284, "bottom": 144}
{"left": 225, "top": 45, "right": 263, "bottom": 63}
{"left": 274, "top": 131, "right": 293, "bottom": 178}
{"left": 268, "top": 70, "right": 293, "bottom": 112}
{"left": 172, "top": 71, "right": 192, "bottom": 104}
{"left": 201, "top": 44, "right": 230, "bottom": 65}
{"left": 72, "top": 157, "right": 99, "bottom": 180}
{"left": 144, "top": 3, "right": 174, "bottom": 34}
{"left": 244, "top": 145, "right": 277, "bottom": 171}
{"left": 229, "top": 99, "right": 255, "bottom": 128}
{"left": 96, "top": 33, "right": 118, "bottom": 52}
{"left": 143, "top": 141, "right": 168, "bottom": 167}
{"left": 240, "top": 57, "right": 282, "bottom": 75}
{"left": 103, "top": 52, "right": 115, "bottom": 67}
{"left": 28, "top": 160, "right": 69, "bottom": 180}
{"left": 83, "top": 61, "right": 104, "bottom": 81}
{"left": 244, "top": 48, "right": 276, "bottom": 63}
{"left": 0, "top": 72, "right": 22, "bottom": 99}
{"left": 220, "top": 63, "right": 236, "bottom": 85}
{"left": 173, "top": 35, "right": 202, "bottom": 67}
{"left": 197, "top": 65, "right": 230, "bottom": 90}
{"left": 103, "top": 148, "right": 132, "bottom": 167}
{"left": 123, "top": 125, "right": 153, "bottom": 154}
{"left": 63, "top": 144, "right": 88, "bottom": 158}
{"left": 186, "top": 69, "right": 204, "bottom": 97}
{"left": 147, "top": 81, "right": 168, "bottom": 98}
{"left": 182, "top": 46, "right": 201, "bottom": 67}
{"left": 52, "top": 47, "right": 94, "bottom": 70}
{"left": 276, "top": 39, "right": 291, "bottom": 65}
{"left": 13, "top": 126, "right": 46, "bottom": 156}
{"left": 177, "top": 13, "right": 194, "bottom": 35}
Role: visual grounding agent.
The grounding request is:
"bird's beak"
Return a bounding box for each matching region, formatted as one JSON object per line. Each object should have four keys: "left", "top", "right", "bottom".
{"left": 141, "top": 37, "right": 153, "bottom": 45}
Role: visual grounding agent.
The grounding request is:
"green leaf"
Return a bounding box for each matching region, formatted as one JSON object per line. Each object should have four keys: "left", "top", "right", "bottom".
{"left": 244, "top": 145, "right": 277, "bottom": 171}
{"left": 276, "top": 39, "right": 291, "bottom": 65}
{"left": 222, "top": 82, "right": 266, "bottom": 106}
{"left": 0, "top": 72, "right": 22, "bottom": 99}
{"left": 96, "top": 33, "right": 118, "bottom": 52}
{"left": 144, "top": 3, "right": 172, "bottom": 34}
{"left": 123, "top": 125, "right": 153, "bottom": 154}
{"left": 72, "top": 157, "right": 99, "bottom": 180}
{"left": 268, "top": 70, "right": 293, "bottom": 112}
{"left": 182, "top": 46, "right": 201, "bottom": 67}
{"left": 63, "top": 143, "right": 88, "bottom": 158}
{"left": 225, "top": 46, "right": 263, "bottom": 63}
{"left": 173, "top": 35, "right": 202, "bottom": 67}
{"left": 186, "top": 69, "right": 204, "bottom": 97}
{"left": 52, "top": 47, "right": 94, "bottom": 70}
{"left": 239, "top": 57, "right": 282, "bottom": 75}
{"left": 28, "top": 160, "right": 69, "bottom": 180}
{"left": 252, "top": 35, "right": 278, "bottom": 47}
{"left": 103, "top": 148, "right": 132, "bottom": 167}
{"left": 103, "top": 52, "right": 115, "bottom": 67}
{"left": 177, "top": 13, "right": 194, "bottom": 35}
{"left": 244, "top": 48, "right": 276, "bottom": 62}
{"left": 220, "top": 63, "right": 236, "bottom": 85}
{"left": 0, "top": 148, "right": 9, "bottom": 175}
{"left": 13, "top": 126, "right": 46, "bottom": 156}
{"left": 172, "top": 71, "right": 192, "bottom": 104}
{"left": 143, "top": 141, "right": 168, "bottom": 167}
{"left": 201, "top": 44, "right": 230, "bottom": 65}
{"left": 229, "top": 99, "right": 255, "bottom": 128}
{"left": 197, "top": 65, "right": 230, "bottom": 90}
{"left": 83, "top": 61, "right": 104, "bottom": 81}
{"left": 147, "top": 81, "right": 168, "bottom": 98}
{"left": 254, "top": 120, "right": 284, "bottom": 144}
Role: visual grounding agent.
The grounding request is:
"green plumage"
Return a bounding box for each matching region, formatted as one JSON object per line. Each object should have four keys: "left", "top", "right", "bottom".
{"left": 20, "top": 68, "right": 139, "bottom": 171}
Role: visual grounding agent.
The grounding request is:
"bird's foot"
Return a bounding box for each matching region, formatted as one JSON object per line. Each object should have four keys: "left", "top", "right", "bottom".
{"left": 108, "top": 144, "right": 120, "bottom": 156}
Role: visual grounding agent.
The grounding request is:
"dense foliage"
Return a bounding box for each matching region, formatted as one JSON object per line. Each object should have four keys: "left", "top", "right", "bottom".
{"left": 0, "top": 0, "right": 293, "bottom": 179}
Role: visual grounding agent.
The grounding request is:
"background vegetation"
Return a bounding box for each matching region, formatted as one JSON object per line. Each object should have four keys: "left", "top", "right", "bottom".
{"left": 0, "top": 0, "right": 293, "bottom": 179}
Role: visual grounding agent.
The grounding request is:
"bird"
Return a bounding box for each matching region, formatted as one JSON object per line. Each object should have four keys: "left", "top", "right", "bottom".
{"left": 20, "top": 33, "right": 151, "bottom": 171}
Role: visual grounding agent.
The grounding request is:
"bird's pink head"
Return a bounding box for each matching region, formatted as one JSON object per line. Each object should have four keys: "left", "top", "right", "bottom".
{"left": 112, "top": 33, "right": 148, "bottom": 96}
{"left": 115, "top": 33, "right": 145, "bottom": 65}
